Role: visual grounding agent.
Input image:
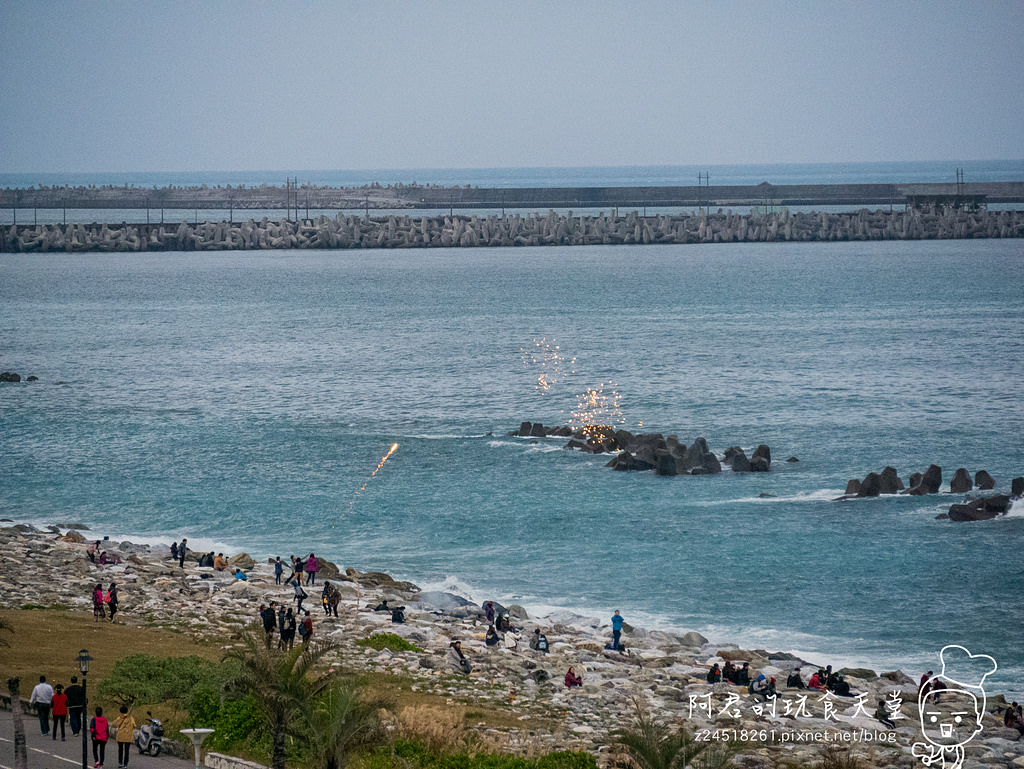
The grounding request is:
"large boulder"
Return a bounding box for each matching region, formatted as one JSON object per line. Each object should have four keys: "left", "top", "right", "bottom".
{"left": 518, "top": 421, "right": 532, "bottom": 436}
{"left": 0, "top": 372, "right": 21, "bottom": 383}
{"left": 727, "top": 448, "right": 752, "bottom": 472}
{"left": 908, "top": 465, "right": 941, "bottom": 495}
{"left": 317, "top": 558, "right": 342, "bottom": 580}
{"left": 228, "top": 553, "right": 255, "bottom": 570}
{"left": 879, "top": 466, "right": 904, "bottom": 494}
{"left": 654, "top": 451, "right": 678, "bottom": 476}
{"left": 606, "top": 451, "right": 637, "bottom": 471}
{"left": 908, "top": 472, "right": 923, "bottom": 489}
{"left": 950, "top": 468, "right": 972, "bottom": 493}
{"left": 948, "top": 504, "right": 996, "bottom": 522}
{"left": 1012, "top": 477, "right": 1024, "bottom": 497}
{"left": 680, "top": 631, "right": 709, "bottom": 647}
{"left": 844, "top": 479, "right": 862, "bottom": 495}
{"left": 529, "top": 422, "right": 546, "bottom": 437}
{"left": 857, "top": 472, "right": 882, "bottom": 497}
{"left": 751, "top": 444, "right": 771, "bottom": 466}
{"left": 59, "top": 530, "right": 86, "bottom": 543}
{"left": 974, "top": 470, "right": 996, "bottom": 490}
{"left": 701, "top": 453, "right": 722, "bottom": 475}
{"left": 981, "top": 494, "right": 1011, "bottom": 514}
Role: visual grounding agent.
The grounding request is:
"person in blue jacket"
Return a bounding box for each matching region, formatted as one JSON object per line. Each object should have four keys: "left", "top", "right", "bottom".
{"left": 611, "top": 610, "right": 624, "bottom": 651}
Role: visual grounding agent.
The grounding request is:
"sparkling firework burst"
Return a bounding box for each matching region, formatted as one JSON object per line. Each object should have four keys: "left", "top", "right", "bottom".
{"left": 520, "top": 337, "right": 576, "bottom": 395}
{"left": 568, "top": 382, "right": 626, "bottom": 437}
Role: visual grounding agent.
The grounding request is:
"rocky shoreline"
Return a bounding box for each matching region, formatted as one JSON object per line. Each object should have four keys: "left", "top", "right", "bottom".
{"left": 1, "top": 521, "right": 1021, "bottom": 768}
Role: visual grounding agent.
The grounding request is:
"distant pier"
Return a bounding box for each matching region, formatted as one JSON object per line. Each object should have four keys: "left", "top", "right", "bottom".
{"left": 3, "top": 207, "right": 1022, "bottom": 253}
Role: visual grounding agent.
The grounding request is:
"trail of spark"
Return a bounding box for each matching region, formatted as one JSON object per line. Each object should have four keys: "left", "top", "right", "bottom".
{"left": 348, "top": 443, "right": 399, "bottom": 512}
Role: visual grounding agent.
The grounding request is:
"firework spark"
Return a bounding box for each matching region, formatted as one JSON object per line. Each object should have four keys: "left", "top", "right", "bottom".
{"left": 568, "top": 381, "right": 626, "bottom": 437}
{"left": 520, "top": 337, "right": 576, "bottom": 394}
{"left": 349, "top": 443, "right": 399, "bottom": 511}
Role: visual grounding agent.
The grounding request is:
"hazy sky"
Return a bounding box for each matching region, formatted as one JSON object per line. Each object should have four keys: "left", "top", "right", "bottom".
{"left": 1, "top": 1, "right": 1022, "bottom": 173}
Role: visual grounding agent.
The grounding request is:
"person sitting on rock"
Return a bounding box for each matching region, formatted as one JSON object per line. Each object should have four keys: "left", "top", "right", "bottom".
{"left": 786, "top": 667, "right": 805, "bottom": 689}
{"left": 390, "top": 606, "right": 405, "bottom": 624}
{"left": 234, "top": 568, "right": 247, "bottom": 581}
{"left": 735, "top": 662, "right": 751, "bottom": 687}
{"left": 564, "top": 667, "right": 583, "bottom": 688}
{"left": 373, "top": 599, "right": 390, "bottom": 612}
{"left": 503, "top": 627, "right": 521, "bottom": 650}
{"left": 213, "top": 553, "right": 227, "bottom": 571}
{"left": 446, "top": 640, "right": 472, "bottom": 674}
{"left": 198, "top": 551, "right": 215, "bottom": 568}
{"left": 485, "top": 624, "right": 500, "bottom": 647}
{"left": 722, "top": 661, "right": 736, "bottom": 684}
{"left": 875, "top": 699, "right": 896, "bottom": 729}
{"left": 706, "top": 664, "right": 722, "bottom": 683}
{"left": 830, "top": 674, "right": 852, "bottom": 697}
{"left": 750, "top": 674, "right": 771, "bottom": 700}
{"left": 496, "top": 612, "right": 512, "bottom": 633}
{"left": 808, "top": 669, "right": 825, "bottom": 689}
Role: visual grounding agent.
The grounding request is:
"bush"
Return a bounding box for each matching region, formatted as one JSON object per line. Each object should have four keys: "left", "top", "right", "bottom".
{"left": 356, "top": 633, "right": 423, "bottom": 653}
{"left": 98, "top": 654, "right": 226, "bottom": 709}
{"left": 365, "top": 740, "right": 598, "bottom": 769}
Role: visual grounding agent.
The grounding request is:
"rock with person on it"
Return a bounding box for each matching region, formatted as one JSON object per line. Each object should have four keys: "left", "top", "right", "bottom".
{"left": 950, "top": 468, "right": 972, "bottom": 493}
{"left": 907, "top": 464, "right": 942, "bottom": 495}
{"left": 974, "top": 470, "right": 996, "bottom": 490}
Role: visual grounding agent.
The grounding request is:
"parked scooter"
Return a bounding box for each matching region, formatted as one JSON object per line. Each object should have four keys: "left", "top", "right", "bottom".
{"left": 133, "top": 711, "right": 164, "bottom": 756}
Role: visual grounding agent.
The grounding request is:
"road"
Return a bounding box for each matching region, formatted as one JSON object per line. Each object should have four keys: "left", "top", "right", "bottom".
{"left": 0, "top": 711, "right": 194, "bottom": 769}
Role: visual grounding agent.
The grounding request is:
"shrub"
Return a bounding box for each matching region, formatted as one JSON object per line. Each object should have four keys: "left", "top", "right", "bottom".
{"left": 356, "top": 633, "right": 423, "bottom": 653}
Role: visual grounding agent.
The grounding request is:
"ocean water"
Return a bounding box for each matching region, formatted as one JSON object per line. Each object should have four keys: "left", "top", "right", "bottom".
{"left": 2, "top": 239, "right": 1023, "bottom": 696}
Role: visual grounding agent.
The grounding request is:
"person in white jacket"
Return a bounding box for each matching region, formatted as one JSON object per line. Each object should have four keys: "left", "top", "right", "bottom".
{"left": 29, "top": 675, "right": 54, "bottom": 735}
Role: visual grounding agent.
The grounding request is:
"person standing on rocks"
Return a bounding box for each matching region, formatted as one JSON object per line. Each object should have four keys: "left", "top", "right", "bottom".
{"left": 274, "top": 557, "right": 284, "bottom": 585}
{"left": 610, "top": 610, "right": 624, "bottom": 651}
{"left": 261, "top": 601, "right": 278, "bottom": 649}
{"left": 292, "top": 579, "right": 308, "bottom": 613}
{"left": 30, "top": 675, "right": 54, "bottom": 735}
{"left": 178, "top": 538, "right": 187, "bottom": 569}
{"left": 299, "top": 611, "right": 313, "bottom": 646}
{"left": 106, "top": 583, "right": 119, "bottom": 623}
{"left": 65, "top": 676, "right": 85, "bottom": 736}
{"left": 305, "top": 553, "right": 318, "bottom": 586}
{"left": 170, "top": 541, "right": 178, "bottom": 562}
{"left": 281, "top": 608, "right": 296, "bottom": 650}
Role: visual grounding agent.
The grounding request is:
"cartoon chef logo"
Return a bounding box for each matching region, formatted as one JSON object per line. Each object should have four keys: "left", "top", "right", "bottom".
{"left": 911, "top": 645, "right": 997, "bottom": 769}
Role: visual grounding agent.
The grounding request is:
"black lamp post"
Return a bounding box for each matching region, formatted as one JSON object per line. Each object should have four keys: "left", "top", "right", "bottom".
{"left": 77, "top": 649, "right": 93, "bottom": 769}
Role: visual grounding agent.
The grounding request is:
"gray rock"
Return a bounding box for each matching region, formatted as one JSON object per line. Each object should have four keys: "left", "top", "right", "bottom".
{"left": 507, "top": 604, "right": 530, "bottom": 620}
{"left": 974, "top": 470, "right": 995, "bottom": 490}
{"left": 680, "top": 631, "right": 709, "bottom": 647}
{"left": 879, "top": 466, "right": 903, "bottom": 493}
{"left": 950, "top": 468, "right": 973, "bottom": 493}
{"left": 909, "top": 465, "right": 942, "bottom": 495}
{"left": 857, "top": 472, "right": 882, "bottom": 497}
{"left": 1012, "top": 477, "right": 1024, "bottom": 497}
{"left": 845, "top": 479, "right": 861, "bottom": 495}
{"left": 228, "top": 553, "right": 255, "bottom": 570}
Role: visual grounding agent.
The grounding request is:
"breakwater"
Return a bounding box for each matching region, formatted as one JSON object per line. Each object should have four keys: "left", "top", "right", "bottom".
{"left": 3, "top": 207, "right": 1022, "bottom": 252}
{"left": 3, "top": 180, "right": 1024, "bottom": 211}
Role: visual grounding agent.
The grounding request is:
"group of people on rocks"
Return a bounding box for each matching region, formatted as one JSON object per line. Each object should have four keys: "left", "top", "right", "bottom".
{"left": 706, "top": 661, "right": 754, "bottom": 687}
{"left": 86, "top": 540, "right": 122, "bottom": 566}
{"left": 259, "top": 601, "right": 314, "bottom": 650}
{"left": 373, "top": 598, "right": 406, "bottom": 623}
{"left": 1004, "top": 701, "right": 1024, "bottom": 735}
{"left": 706, "top": 662, "right": 854, "bottom": 698}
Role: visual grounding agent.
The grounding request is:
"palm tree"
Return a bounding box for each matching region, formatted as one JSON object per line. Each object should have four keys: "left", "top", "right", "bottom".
{"left": 223, "top": 628, "right": 340, "bottom": 769}
{"left": 612, "top": 700, "right": 733, "bottom": 769}
{"left": 301, "top": 678, "right": 391, "bottom": 769}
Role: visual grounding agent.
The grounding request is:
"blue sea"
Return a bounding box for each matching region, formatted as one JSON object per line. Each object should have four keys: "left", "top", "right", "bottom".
{"left": 2, "top": 165, "right": 1023, "bottom": 698}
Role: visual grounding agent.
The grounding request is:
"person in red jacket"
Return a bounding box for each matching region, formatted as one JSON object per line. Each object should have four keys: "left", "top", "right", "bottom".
{"left": 51, "top": 684, "right": 68, "bottom": 741}
{"left": 90, "top": 706, "right": 109, "bottom": 768}
{"left": 565, "top": 667, "right": 583, "bottom": 688}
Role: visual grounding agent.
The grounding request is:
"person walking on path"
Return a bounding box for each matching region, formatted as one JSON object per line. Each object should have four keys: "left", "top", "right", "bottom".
{"left": 51, "top": 684, "right": 68, "bottom": 741}
{"left": 90, "top": 706, "right": 108, "bottom": 768}
{"left": 178, "top": 538, "right": 187, "bottom": 569}
{"left": 112, "top": 705, "right": 135, "bottom": 769}
{"left": 274, "top": 557, "right": 284, "bottom": 585}
{"left": 305, "top": 553, "right": 318, "bottom": 586}
{"left": 106, "top": 583, "right": 119, "bottom": 623}
{"left": 29, "top": 675, "right": 54, "bottom": 735}
{"left": 65, "top": 676, "right": 85, "bottom": 736}
{"left": 611, "top": 610, "right": 624, "bottom": 651}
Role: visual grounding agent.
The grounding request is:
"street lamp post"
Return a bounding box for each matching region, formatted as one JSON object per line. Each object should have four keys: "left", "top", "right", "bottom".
{"left": 77, "top": 650, "right": 93, "bottom": 769}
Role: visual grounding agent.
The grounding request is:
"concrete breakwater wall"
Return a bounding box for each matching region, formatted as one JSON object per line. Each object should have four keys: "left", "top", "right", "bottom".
{"left": 3, "top": 207, "right": 1022, "bottom": 253}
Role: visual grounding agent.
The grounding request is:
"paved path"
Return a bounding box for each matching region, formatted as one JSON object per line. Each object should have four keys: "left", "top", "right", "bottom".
{"left": 0, "top": 711, "right": 194, "bottom": 769}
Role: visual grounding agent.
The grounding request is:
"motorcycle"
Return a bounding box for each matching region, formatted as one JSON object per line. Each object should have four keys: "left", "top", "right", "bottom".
{"left": 133, "top": 711, "right": 164, "bottom": 756}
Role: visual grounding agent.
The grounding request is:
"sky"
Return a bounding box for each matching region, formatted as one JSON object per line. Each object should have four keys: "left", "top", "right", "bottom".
{"left": 1, "top": 0, "right": 1022, "bottom": 174}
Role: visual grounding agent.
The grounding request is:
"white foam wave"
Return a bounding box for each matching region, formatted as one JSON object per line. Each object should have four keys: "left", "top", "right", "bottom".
{"left": 406, "top": 433, "right": 492, "bottom": 440}
{"left": 728, "top": 488, "right": 841, "bottom": 504}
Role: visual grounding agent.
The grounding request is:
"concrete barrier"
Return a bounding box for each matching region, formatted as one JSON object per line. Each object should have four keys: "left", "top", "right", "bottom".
{"left": 205, "top": 751, "right": 270, "bottom": 769}
{"left": 2, "top": 208, "right": 1022, "bottom": 253}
